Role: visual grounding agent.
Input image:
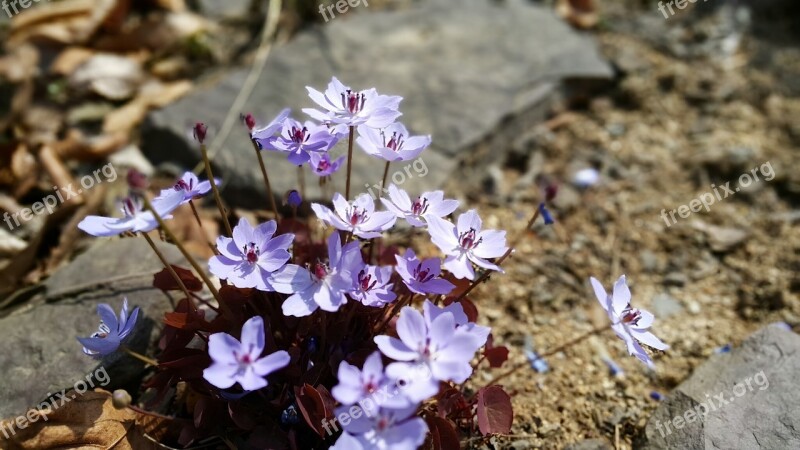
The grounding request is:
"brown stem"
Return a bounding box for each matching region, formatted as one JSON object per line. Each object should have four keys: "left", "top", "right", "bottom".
{"left": 380, "top": 161, "right": 391, "bottom": 191}
{"left": 141, "top": 196, "right": 223, "bottom": 306}
{"left": 200, "top": 143, "right": 233, "bottom": 236}
{"left": 478, "top": 324, "right": 607, "bottom": 389}
{"left": 250, "top": 139, "right": 281, "bottom": 220}
{"left": 298, "top": 165, "right": 306, "bottom": 199}
{"left": 141, "top": 232, "right": 194, "bottom": 311}
{"left": 121, "top": 346, "right": 159, "bottom": 367}
{"left": 345, "top": 125, "right": 355, "bottom": 200}
{"left": 189, "top": 199, "right": 219, "bottom": 255}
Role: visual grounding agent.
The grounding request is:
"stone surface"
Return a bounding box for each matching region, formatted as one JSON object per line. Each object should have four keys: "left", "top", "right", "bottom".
{"left": 0, "top": 238, "right": 184, "bottom": 419}
{"left": 143, "top": 0, "right": 611, "bottom": 208}
{"left": 564, "top": 439, "right": 614, "bottom": 450}
{"left": 638, "top": 326, "right": 800, "bottom": 449}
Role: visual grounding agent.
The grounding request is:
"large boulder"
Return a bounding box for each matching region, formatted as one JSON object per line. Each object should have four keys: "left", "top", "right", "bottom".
{"left": 638, "top": 325, "right": 800, "bottom": 449}
{"left": 143, "top": 0, "right": 612, "bottom": 208}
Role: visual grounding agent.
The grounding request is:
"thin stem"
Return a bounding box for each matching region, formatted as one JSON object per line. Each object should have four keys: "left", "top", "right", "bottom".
{"left": 250, "top": 139, "right": 281, "bottom": 220}
{"left": 200, "top": 144, "right": 233, "bottom": 236}
{"left": 380, "top": 161, "right": 391, "bottom": 191}
{"left": 141, "top": 232, "right": 194, "bottom": 311}
{"left": 453, "top": 206, "right": 542, "bottom": 302}
{"left": 298, "top": 165, "right": 306, "bottom": 199}
{"left": 121, "top": 346, "right": 159, "bottom": 367}
{"left": 142, "top": 196, "right": 223, "bottom": 305}
{"left": 189, "top": 200, "right": 219, "bottom": 255}
{"left": 479, "top": 325, "right": 607, "bottom": 389}
{"left": 345, "top": 125, "right": 355, "bottom": 200}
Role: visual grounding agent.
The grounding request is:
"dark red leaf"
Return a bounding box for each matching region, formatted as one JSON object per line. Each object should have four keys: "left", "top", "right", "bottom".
{"left": 443, "top": 297, "right": 479, "bottom": 323}
{"left": 484, "top": 346, "right": 510, "bottom": 368}
{"left": 153, "top": 265, "right": 203, "bottom": 292}
{"left": 294, "top": 384, "right": 328, "bottom": 437}
{"left": 476, "top": 385, "right": 513, "bottom": 435}
{"left": 426, "top": 416, "right": 461, "bottom": 450}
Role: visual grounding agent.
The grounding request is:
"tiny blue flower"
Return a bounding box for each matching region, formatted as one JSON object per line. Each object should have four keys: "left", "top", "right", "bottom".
{"left": 77, "top": 298, "right": 139, "bottom": 358}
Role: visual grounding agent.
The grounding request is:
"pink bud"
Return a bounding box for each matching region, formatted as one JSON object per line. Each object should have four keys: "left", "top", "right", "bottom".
{"left": 242, "top": 113, "right": 257, "bottom": 131}
{"left": 126, "top": 169, "right": 148, "bottom": 191}
{"left": 193, "top": 123, "right": 208, "bottom": 144}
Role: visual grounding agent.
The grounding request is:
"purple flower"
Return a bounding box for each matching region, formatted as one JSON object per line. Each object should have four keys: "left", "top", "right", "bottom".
{"left": 78, "top": 190, "right": 184, "bottom": 237}
{"left": 381, "top": 184, "right": 459, "bottom": 228}
{"left": 590, "top": 275, "right": 669, "bottom": 369}
{"left": 332, "top": 406, "right": 427, "bottom": 450}
{"left": 250, "top": 108, "right": 290, "bottom": 142}
{"left": 311, "top": 193, "right": 396, "bottom": 239}
{"left": 275, "top": 232, "right": 363, "bottom": 317}
{"left": 203, "top": 316, "right": 290, "bottom": 391}
{"left": 208, "top": 218, "right": 294, "bottom": 291}
{"left": 332, "top": 352, "right": 409, "bottom": 410}
{"left": 394, "top": 249, "right": 454, "bottom": 295}
{"left": 304, "top": 77, "right": 402, "bottom": 131}
{"left": 375, "top": 303, "right": 487, "bottom": 402}
{"left": 350, "top": 265, "right": 396, "bottom": 307}
{"left": 308, "top": 151, "right": 346, "bottom": 177}
{"left": 156, "top": 171, "right": 220, "bottom": 205}
{"left": 259, "top": 118, "right": 339, "bottom": 166}
{"left": 285, "top": 190, "right": 302, "bottom": 208}
{"left": 356, "top": 123, "right": 430, "bottom": 162}
{"left": 427, "top": 210, "right": 508, "bottom": 280}
{"left": 539, "top": 202, "right": 555, "bottom": 225}
{"left": 77, "top": 298, "right": 139, "bottom": 358}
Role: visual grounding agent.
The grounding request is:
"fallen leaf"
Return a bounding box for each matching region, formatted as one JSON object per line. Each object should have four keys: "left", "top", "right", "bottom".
{"left": 70, "top": 53, "right": 144, "bottom": 100}
{"left": 476, "top": 385, "right": 513, "bottom": 436}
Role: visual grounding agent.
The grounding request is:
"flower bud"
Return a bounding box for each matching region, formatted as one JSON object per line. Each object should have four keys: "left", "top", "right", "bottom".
{"left": 126, "top": 169, "right": 148, "bottom": 191}
{"left": 284, "top": 190, "right": 302, "bottom": 208}
{"left": 193, "top": 122, "right": 208, "bottom": 144}
{"left": 544, "top": 183, "right": 559, "bottom": 203}
{"left": 112, "top": 389, "right": 132, "bottom": 409}
{"left": 242, "top": 113, "right": 257, "bottom": 131}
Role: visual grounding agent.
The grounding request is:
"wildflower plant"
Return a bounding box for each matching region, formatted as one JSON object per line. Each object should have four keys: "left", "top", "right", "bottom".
{"left": 75, "top": 77, "right": 668, "bottom": 449}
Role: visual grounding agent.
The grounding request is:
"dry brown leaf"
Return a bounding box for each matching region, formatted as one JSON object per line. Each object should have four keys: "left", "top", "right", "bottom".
{"left": 52, "top": 129, "right": 128, "bottom": 161}
{"left": 0, "top": 390, "right": 135, "bottom": 449}
{"left": 154, "top": 0, "right": 187, "bottom": 12}
{"left": 70, "top": 53, "right": 145, "bottom": 100}
{"left": 555, "top": 0, "right": 599, "bottom": 30}
{"left": 103, "top": 80, "right": 192, "bottom": 135}
{"left": 10, "top": 143, "right": 38, "bottom": 199}
{"left": 0, "top": 228, "right": 26, "bottom": 257}
{"left": 38, "top": 146, "right": 80, "bottom": 206}
{"left": 8, "top": 0, "right": 121, "bottom": 46}
{"left": 49, "top": 47, "right": 96, "bottom": 77}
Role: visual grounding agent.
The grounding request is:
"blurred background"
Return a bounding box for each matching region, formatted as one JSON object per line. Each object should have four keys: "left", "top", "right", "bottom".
{"left": 0, "top": 0, "right": 798, "bottom": 448}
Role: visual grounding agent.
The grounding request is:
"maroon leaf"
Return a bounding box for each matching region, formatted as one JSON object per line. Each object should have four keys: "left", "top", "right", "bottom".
{"left": 484, "top": 346, "right": 510, "bottom": 368}
{"left": 476, "top": 386, "right": 513, "bottom": 435}
{"left": 294, "top": 384, "right": 329, "bottom": 437}
{"left": 443, "top": 297, "right": 479, "bottom": 323}
{"left": 153, "top": 265, "right": 203, "bottom": 292}
{"left": 425, "top": 416, "right": 461, "bottom": 450}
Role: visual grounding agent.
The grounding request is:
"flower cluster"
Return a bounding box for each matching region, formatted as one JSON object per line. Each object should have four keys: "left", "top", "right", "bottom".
{"left": 74, "top": 77, "right": 668, "bottom": 449}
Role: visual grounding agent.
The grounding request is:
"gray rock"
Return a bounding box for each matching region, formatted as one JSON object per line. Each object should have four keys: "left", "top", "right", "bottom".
{"left": 143, "top": 0, "right": 611, "bottom": 208}
{"left": 651, "top": 293, "right": 683, "bottom": 319}
{"left": 639, "top": 326, "right": 800, "bottom": 449}
{"left": 0, "top": 238, "right": 184, "bottom": 419}
{"left": 196, "top": 0, "right": 252, "bottom": 19}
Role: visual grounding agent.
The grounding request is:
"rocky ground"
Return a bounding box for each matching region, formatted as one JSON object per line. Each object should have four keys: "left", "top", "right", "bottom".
{"left": 1, "top": 0, "right": 799, "bottom": 449}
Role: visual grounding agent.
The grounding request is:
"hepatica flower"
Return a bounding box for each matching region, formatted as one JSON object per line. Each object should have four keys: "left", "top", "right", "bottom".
{"left": 356, "top": 123, "right": 430, "bottom": 162}
{"left": 276, "top": 232, "right": 363, "bottom": 317}
{"left": 332, "top": 351, "right": 408, "bottom": 409}
{"left": 250, "top": 108, "right": 290, "bottom": 143}
{"left": 157, "top": 171, "right": 220, "bottom": 205}
{"left": 78, "top": 190, "right": 184, "bottom": 237}
{"left": 591, "top": 275, "right": 669, "bottom": 368}
{"left": 260, "top": 118, "right": 338, "bottom": 166}
{"left": 203, "top": 316, "right": 290, "bottom": 391}
{"left": 381, "top": 184, "right": 458, "bottom": 228}
{"left": 350, "top": 265, "right": 397, "bottom": 307}
{"left": 375, "top": 303, "right": 488, "bottom": 402}
{"left": 78, "top": 298, "right": 139, "bottom": 358}
{"left": 395, "top": 249, "right": 454, "bottom": 295}
{"left": 308, "top": 151, "right": 346, "bottom": 177}
{"left": 311, "top": 193, "right": 396, "bottom": 239}
{"left": 304, "top": 77, "right": 402, "bottom": 131}
{"left": 208, "top": 218, "right": 294, "bottom": 291}
{"left": 332, "top": 406, "right": 427, "bottom": 450}
{"left": 427, "top": 210, "right": 508, "bottom": 280}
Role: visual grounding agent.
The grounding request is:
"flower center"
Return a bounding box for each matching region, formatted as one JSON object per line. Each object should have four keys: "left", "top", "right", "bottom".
{"left": 313, "top": 262, "right": 329, "bottom": 280}
{"left": 413, "top": 264, "right": 434, "bottom": 283}
{"left": 243, "top": 242, "right": 260, "bottom": 264}
{"left": 121, "top": 196, "right": 143, "bottom": 217}
{"left": 316, "top": 158, "right": 331, "bottom": 172}
{"left": 289, "top": 126, "right": 309, "bottom": 144}
{"left": 358, "top": 269, "right": 377, "bottom": 292}
{"left": 411, "top": 197, "right": 429, "bottom": 216}
{"left": 342, "top": 90, "right": 366, "bottom": 114}
{"left": 621, "top": 308, "right": 642, "bottom": 325}
{"left": 382, "top": 131, "right": 405, "bottom": 152}
{"left": 174, "top": 179, "right": 192, "bottom": 191}
{"left": 458, "top": 228, "right": 481, "bottom": 250}
{"left": 348, "top": 207, "right": 366, "bottom": 226}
